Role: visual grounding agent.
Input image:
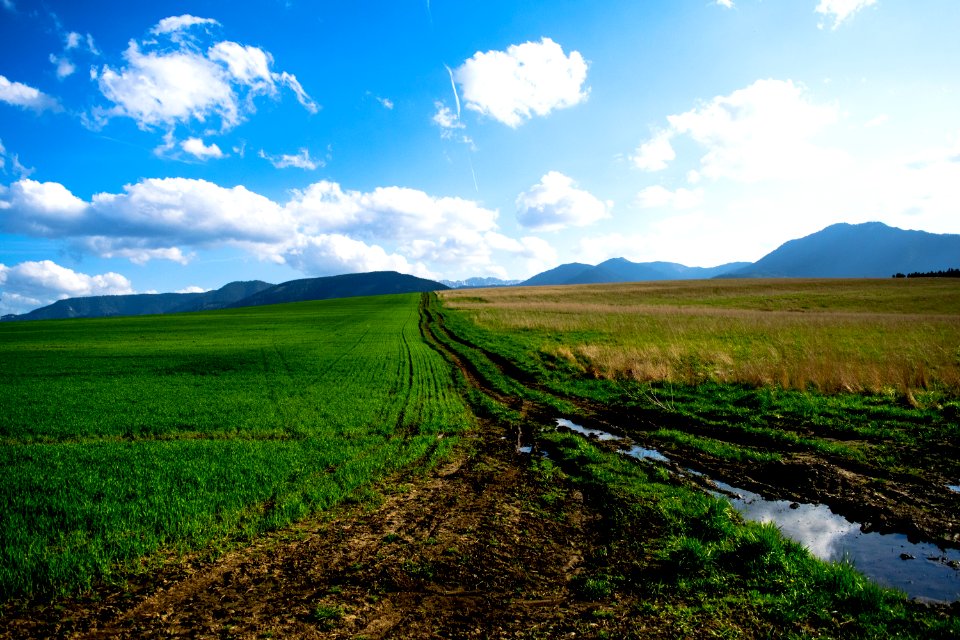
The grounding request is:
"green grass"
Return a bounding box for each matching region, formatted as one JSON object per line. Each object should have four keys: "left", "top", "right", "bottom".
{"left": 0, "top": 294, "right": 471, "bottom": 599}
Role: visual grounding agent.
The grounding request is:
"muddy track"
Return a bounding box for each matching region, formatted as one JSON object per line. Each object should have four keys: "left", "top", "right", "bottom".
{"left": 424, "top": 294, "right": 960, "bottom": 550}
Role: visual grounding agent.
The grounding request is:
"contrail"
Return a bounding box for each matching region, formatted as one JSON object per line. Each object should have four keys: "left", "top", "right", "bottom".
{"left": 444, "top": 64, "right": 461, "bottom": 120}
{"left": 468, "top": 154, "right": 479, "bottom": 193}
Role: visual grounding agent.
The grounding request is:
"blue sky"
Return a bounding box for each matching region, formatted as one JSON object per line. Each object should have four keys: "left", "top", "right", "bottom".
{"left": 1, "top": 0, "right": 959, "bottom": 313}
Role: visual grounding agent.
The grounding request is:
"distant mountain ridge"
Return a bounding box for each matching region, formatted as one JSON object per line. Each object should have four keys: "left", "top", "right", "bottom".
{"left": 723, "top": 222, "right": 960, "bottom": 278}
{"left": 3, "top": 280, "right": 273, "bottom": 322}
{"left": 229, "top": 271, "right": 449, "bottom": 308}
{"left": 2, "top": 272, "right": 449, "bottom": 322}
{"left": 521, "top": 259, "right": 751, "bottom": 286}
{"left": 440, "top": 277, "right": 521, "bottom": 289}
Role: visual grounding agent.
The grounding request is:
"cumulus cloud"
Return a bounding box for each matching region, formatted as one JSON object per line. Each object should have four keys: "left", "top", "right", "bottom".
{"left": 717, "top": 0, "right": 734, "bottom": 7}
{"left": 285, "top": 234, "right": 426, "bottom": 278}
{"left": 0, "top": 175, "right": 547, "bottom": 279}
{"left": 454, "top": 37, "right": 589, "bottom": 128}
{"left": 815, "top": 0, "right": 877, "bottom": 29}
{"left": 634, "top": 79, "right": 843, "bottom": 183}
{"left": 181, "top": 137, "right": 224, "bottom": 160}
{"left": 259, "top": 147, "right": 322, "bottom": 170}
{"left": 0, "top": 177, "right": 292, "bottom": 258}
{"left": 0, "top": 260, "right": 134, "bottom": 315}
{"left": 632, "top": 130, "right": 676, "bottom": 171}
{"left": 93, "top": 17, "right": 316, "bottom": 132}
{"left": 0, "top": 75, "right": 60, "bottom": 112}
{"left": 516, "top": 171, "right": 611, "bottom": 232}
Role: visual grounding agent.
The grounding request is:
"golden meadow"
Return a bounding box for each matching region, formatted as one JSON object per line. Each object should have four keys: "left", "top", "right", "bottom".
{"left": 440, "top": 279, "right": 960, "bottom": 397}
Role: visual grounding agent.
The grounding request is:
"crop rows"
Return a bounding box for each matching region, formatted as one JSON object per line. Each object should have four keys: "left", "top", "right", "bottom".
{"left": 0, "top": 294, "right": 470, "bottom": 598}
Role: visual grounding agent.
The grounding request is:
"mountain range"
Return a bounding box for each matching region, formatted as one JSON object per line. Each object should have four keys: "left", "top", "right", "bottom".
{"left": 3, "top": 222, "right": 957, "bottom": 321}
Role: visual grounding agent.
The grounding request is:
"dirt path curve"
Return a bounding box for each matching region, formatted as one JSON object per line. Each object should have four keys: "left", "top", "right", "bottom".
{"left": 9, "top": 420, "right": 596, "bottom": 639}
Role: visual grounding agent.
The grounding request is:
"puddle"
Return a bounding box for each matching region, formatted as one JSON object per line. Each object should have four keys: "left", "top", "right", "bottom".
{"left": 556, "top": 418, "right": 621, "bottom": 441}
{"left": 948, "top": 485, "right": 960, "bottom": 494}
{"left": 556, "top": 418, "right": 668, "bottom": 463}
{"left": 714, "top": 480, "right": 960, "bottom": 603}
{"left": 555, "top": 417, "right": 960, "bottom": 602}
{"left": 623, "top": 444, "right": 670, "bottom": 463}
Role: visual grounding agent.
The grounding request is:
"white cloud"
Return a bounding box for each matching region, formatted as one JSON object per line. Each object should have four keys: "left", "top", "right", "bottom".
{"left": 151, "top": 15, "right": 220, "bottom": 36}
{"left": 98, "top": 42, "right": 239, "bottom": 129}
{"left": 286, "top": 234, "right": 428, "bottom": 278}
{"left": 259, "top": 148, "right": 322, "bottom": 170}
{"left": 181, "top": 137, "right": 224, "bottom": 160}
{"left": 632, "top": 130, "right": 676, "bottom": 171}
{"left": 0, "top": 75, "right": 60, "bottom": 112}
{"left": 177, "top": 285, "right": 208, "bottom": 293}
{"left": 375, "top": 95, "right": 394, "bottom": 109}
{"left": 454, "top": 37, "right": 589, "bottom": 128}
{"left": 49, "top": 54, "right": 76, "bottom": 79}
{"left": 0, "top": 260, "right": 134, "bottom": 315}
{"left": 275, "top": 71, "right": 319, "bottom": 114}
{"left": 0, "top": 177, "right": 293, "bottom": 258}
{"left": 815, "top": 0, "right": 877, "bottom": 29}
{"left": 78, "top": 241, "right": 192, "bottom": 265}
{"left": 516, "top": 171, "right": 611, "bottom": 231}
{"left": 95, "top": 21, "right": 316, "bottom": 132}
{"left": 432, "top": 101, "right": 463, "bottom": 130}
{"left": 641, "top": 79, "right": 844, "bottom": 183}
{"left": 208, "top": 41, "right": 274, "bottom": 92}
{"left": 0, "top": 175, "right": 542, "bottom": 279}
{"left": 864, "top": 114, "right": 889, "bottom": 128}
{"left": 636, "top": 185, "right": 704, "bottom": 209}
{"left": 716, "top": 0, "right": 734, "bottom": 8}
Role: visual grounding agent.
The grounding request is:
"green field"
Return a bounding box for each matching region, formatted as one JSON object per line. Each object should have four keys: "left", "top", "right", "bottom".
{"left": 0, "top": 294, "right": 470, "bottom": 598}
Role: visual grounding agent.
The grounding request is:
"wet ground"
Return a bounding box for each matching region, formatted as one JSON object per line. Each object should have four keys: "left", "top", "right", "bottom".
{"left": 553, "top": 417, "right": 960, "bottom": 603}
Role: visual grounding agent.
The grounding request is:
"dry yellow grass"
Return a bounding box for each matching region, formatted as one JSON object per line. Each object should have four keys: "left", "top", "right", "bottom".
{"left": 440, "top": 279, "right": 960, "bottom": 394}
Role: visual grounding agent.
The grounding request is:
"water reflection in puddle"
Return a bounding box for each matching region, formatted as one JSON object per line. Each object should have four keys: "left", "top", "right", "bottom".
{"left": 624, "top": 444, "right": 670, "bottom": 462}
{"left": 556, "top": 418, "right": 621, "bottom": 441}
{"left": 554, "top": 417, "right": 960, "bottom": 602}
{"left": 714, "top": 481, "right": 960, "bottom": 602}
{"left": 556, "top": 418, "right": 669, "bottom": 462}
